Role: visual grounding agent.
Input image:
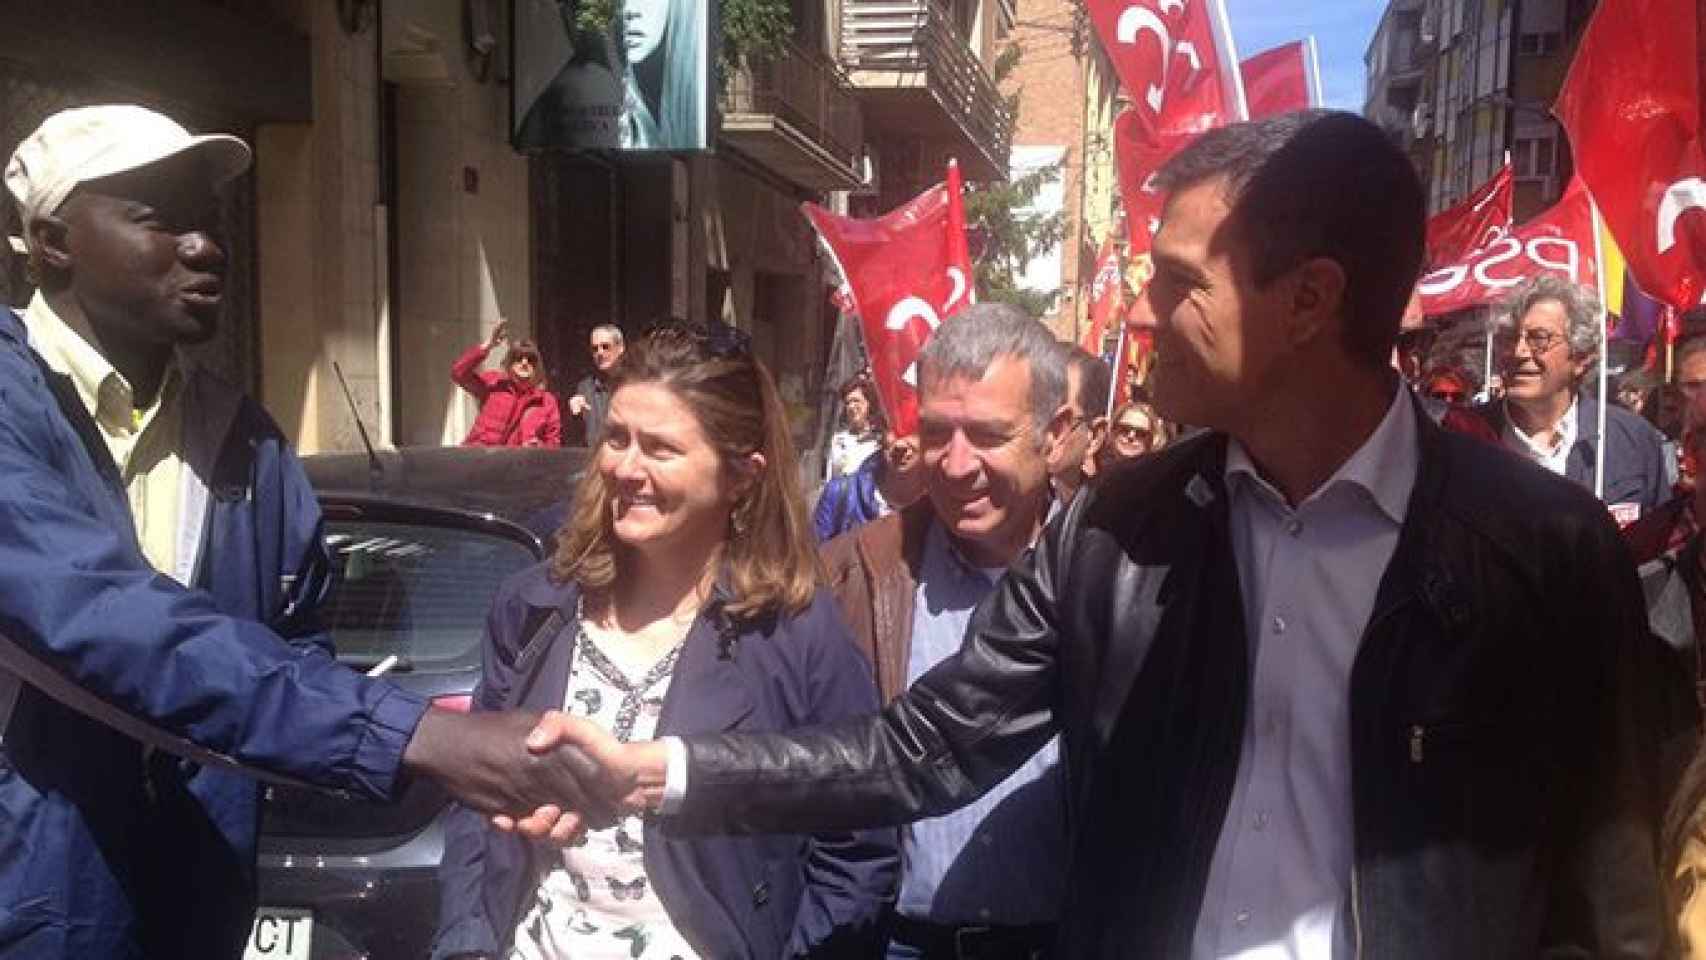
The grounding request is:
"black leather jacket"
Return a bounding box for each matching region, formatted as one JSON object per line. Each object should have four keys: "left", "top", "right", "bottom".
{"left": 676, "top": 405, "right": 1674, "bottom": 958}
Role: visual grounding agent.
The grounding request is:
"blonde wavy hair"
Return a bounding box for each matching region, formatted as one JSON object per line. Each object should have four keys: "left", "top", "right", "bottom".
{"left": 549, "top": 323, "right": 819, "bottom": 621}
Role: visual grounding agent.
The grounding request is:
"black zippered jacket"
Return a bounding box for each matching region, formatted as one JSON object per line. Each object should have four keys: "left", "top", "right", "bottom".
{"left": 674, "top": 398, "right": 1678, "bottom": 958}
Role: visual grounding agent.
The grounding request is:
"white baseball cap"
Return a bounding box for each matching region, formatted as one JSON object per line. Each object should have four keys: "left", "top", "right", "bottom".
{"left": 5, "top": 104, "right": 251, "bottom": 253}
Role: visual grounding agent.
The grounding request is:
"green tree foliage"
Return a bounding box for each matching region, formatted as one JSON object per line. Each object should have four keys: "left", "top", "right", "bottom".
{"left": 965, "top": 41, "right": 1068, "bottom": 315}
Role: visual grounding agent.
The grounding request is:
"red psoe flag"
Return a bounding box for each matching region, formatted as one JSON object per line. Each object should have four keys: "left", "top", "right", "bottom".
{"left": 1555, "top": 0, "right": 1705, "bottom": 310}
{"left": 1085, "top": 0, "right": 1248, "bottom": 145}
{"left": 1416, "top": 177, "right": 1606, "bottom": 316}
{"left": 1083, "top": 235, "right": 1125, "bottom": 353}
{"left": 1099, "top": 0, "right": 1246, "bottom": 304}
{"left": 1425, "top": 162, "right": 1514, "bottom": 269}
{"left": 1240, "top": 38, "right": 1322, "bottom": 119}
{"left": 802, "top": 163, "right": 975, "bottom": 435}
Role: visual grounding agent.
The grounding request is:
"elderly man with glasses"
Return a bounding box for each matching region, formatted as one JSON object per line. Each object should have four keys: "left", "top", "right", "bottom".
{"left": 569, "top": 323, "right": 625, "bottom": 444}
{"left": 1467, "top": 275, "right": 1670, "bottom": 525}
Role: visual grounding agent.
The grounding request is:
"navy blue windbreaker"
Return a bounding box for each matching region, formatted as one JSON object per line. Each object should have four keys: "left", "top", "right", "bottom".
{"left": 0, "top": 309, "right": 428, "bottom": 958}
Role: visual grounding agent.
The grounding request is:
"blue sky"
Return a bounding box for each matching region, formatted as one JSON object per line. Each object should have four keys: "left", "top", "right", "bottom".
{"left": 1223, "top": 1, "right": 1384, "bottom": 110}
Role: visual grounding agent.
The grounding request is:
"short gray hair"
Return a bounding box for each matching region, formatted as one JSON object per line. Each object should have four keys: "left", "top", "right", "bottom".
{"left": 1490, "top": 275, "right": 1603, "bottom": 358}
{"left": 590, "top": 323, "right": 624, "bottom": 346}
{"left": 917, "top": 302, "right": 1067, "bottom": 439}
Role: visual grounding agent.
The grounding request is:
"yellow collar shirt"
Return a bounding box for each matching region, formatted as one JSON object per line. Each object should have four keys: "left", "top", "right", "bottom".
{"left": 23, "top": 292, "right": 197, "bottom": 585}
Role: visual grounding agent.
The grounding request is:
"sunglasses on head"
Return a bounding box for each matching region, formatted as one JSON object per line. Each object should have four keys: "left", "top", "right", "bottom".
{"left": 642, "top": 320, "right": 753, "bottom": 360}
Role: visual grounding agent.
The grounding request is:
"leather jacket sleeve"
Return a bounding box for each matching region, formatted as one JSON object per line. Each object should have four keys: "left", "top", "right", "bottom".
{"left": 674, "top": 504, "right": 1076, "bottom": 834}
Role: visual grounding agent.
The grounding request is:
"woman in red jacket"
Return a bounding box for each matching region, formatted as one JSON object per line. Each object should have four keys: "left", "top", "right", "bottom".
{"left": 451, "top": 323, "right": 563, "bottom": 447}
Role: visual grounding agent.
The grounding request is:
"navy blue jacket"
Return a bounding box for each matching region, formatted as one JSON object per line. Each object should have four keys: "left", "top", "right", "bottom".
{"left": 813, "top": 449, "right": 885, "bottom": 542}
{"left": 0, "top": 309, "right": 428, "bottom": 958}
{"left": 432, "top": 565, "right": 898, "bottom": 959}
{"left": 1472, "top": 393, "right": 1671, "bottom": 514}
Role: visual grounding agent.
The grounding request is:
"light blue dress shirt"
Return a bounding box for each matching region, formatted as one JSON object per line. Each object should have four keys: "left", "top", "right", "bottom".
{"left": 1191, "top": 384, "right": 1420, "bottom": 960}
{"left": 893, "top": 519, "right": 1070, "bottom": 931}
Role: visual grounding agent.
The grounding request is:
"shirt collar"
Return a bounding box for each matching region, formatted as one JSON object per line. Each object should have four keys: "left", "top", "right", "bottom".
{"left": 924, "top": 515, "right": 1014, "bottom": 585}
{"left": 22, "top": 291, "right": 180, "bottom": 435}
{"left": 1224, "top": 381, "right": 1418, "bottom": 525}
{"left": 1504, "top": 396, "right": 1579, "bottom": 461}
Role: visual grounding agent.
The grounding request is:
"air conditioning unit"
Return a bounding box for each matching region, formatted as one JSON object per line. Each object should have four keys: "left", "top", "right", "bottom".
{"left": 1412, "top": 102, "right": 1433, "bottom": 138}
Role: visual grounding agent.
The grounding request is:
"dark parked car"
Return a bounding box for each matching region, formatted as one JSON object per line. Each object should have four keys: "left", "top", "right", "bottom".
{"left": 247, "top": 446, "right": 587, "bottom": 960}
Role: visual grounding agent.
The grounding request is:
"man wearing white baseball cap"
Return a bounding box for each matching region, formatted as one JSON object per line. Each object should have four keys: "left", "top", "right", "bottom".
{"left": 0, "top": 105, "right": 611, "bottom": 958}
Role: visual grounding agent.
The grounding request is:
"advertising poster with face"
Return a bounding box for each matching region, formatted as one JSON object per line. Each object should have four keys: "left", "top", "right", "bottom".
{"left": 512, "top": 0, "right": 709, "bottom": 152}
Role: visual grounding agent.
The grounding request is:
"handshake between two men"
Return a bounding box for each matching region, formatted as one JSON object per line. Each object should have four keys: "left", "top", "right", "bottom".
{"left": 401, "top": 707, "right": 655, "bottom": 829}
{"left": 466, "top": 710, "right": 667, "bottom": 843}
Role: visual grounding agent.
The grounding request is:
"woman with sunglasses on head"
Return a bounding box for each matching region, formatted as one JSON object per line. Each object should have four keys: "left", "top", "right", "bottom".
{"left": 432, "top": 323, "right": 897, "bottom": 960}
{"left": 452, "top": 321, "right": 563, "bottom": 447}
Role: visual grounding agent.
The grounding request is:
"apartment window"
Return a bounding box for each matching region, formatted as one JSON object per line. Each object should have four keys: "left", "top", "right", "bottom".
{"left": 1518, "top": 31, "right": 1561, "bottom": 55}
{"left": 1514, "top": 136, "right": 1557, "bottom": 178}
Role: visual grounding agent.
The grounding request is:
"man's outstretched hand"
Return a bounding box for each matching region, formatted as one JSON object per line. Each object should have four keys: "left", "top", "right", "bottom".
{"left": 401, "top": 707, "right": 623, "bottom": 828}
{"left": 487, "top": 711, "right": 671, "bottom": 844}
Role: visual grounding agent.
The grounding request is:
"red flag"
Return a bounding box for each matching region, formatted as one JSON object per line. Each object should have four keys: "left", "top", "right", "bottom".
{"left": 1098, "top": 0, "right": 1246, "bottom": 303}
{"left": 1240, "top": 38, "right": 1322, "bottom": 119}
{"left": 1417, "top": 177, "right": 1607, "bottom": 316}
{"left": 802, "top": 167, "right": 975, "bottom": 434}
{"left": 1555, "top": 0, "right": 1705, "bottom": 310}
{"left": 1085, "top": 0, "right": 1248, "bottom": 146}
{"left": 1424, "top": 162, "right": 1514, "bottom": 269}
{"left": 1082, "top": 235, "right": 1125, "bottom": 353}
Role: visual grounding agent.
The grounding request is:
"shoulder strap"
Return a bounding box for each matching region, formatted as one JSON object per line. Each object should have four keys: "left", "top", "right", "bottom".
{"left": 514, "top": 605, "right": 568, "bottom": 675}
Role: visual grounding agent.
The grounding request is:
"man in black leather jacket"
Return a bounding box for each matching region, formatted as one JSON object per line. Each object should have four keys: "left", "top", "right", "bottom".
{"left": 512, "top": 111, "right": 1678, "bottom": 958}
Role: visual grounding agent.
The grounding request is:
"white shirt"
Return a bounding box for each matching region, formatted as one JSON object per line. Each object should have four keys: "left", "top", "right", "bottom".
{"left": 1191, "top": 383, "right": 1419, "bottom": 960}
{"left": 513, "top": 623, "right": 700, "bottom": 960}
{"left": 1501, "top": 398, "right": 1577, "bottom": 476}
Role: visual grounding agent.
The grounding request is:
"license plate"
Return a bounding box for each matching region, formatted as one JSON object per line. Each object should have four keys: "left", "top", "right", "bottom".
{"left": 244, "top": 907, "right": 312, "bottom": 960}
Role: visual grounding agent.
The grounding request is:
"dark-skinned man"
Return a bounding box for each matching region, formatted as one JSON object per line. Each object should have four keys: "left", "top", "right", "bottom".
{"left": 0, "top": 105, "right": 602, "bottom": 959}
{"left": 513, "top": 111, "right": 1676, "bottom": 959}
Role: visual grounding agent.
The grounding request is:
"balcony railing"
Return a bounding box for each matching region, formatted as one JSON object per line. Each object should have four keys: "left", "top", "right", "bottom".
{"left": 840, "top": 0, "right": 1014, "bottom": 177}
{"left": 722, "top": 38, "right": 865, "bottom": 175}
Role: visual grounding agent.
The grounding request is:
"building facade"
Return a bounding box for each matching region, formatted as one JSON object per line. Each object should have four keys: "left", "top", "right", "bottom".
{"left": 1366, "top": 0, "right": 1598, "bottom": 222}
{"left": 993, "top": 0, "right": 1122, "bottom": 343}
{"left": 1, "top": 0, "right": 1016, "bottom": 463}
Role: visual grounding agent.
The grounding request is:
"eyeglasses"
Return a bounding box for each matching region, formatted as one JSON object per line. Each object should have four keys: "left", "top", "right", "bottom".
{"left": 511, "top": 354, "right": 538, "bottom": 366}
{"left": 590, "top": 342, "right": 619, "bottom": 354}
{"left": 1428, "top": 388, "right": 1465, "bottom": 404}
{"left": 1496, "top": 328, "right": 1567, "bottom": 355}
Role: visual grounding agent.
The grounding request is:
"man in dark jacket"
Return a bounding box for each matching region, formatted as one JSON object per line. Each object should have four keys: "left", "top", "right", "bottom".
{"left": 514, "top": 111, "right": 1678, "bottom": 958}
{"left": 0, "top": 105, "right": 601, "bottom": 959}
{"left": 1467, "top": 274, "right": 1670, "bottom": 524}
{"left": 569, "top": 323, "right": 623, "bottom": 444}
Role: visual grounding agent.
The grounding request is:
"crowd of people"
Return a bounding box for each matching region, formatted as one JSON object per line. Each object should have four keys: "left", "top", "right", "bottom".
{"left": 7, "top": 100, "right": 1706, "bottom": 960}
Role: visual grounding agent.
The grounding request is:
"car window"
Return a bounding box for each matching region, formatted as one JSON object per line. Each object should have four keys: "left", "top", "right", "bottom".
{"left": 321, "top": 521, "right": 536, "bottom": 674}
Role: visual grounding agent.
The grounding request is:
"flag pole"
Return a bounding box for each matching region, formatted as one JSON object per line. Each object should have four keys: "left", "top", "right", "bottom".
{"left": 1106, "top": 320, "right": 1129, "bottom": 418}
{"left": 1590, "top": 195, "right": 1610, "bottom": 500}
